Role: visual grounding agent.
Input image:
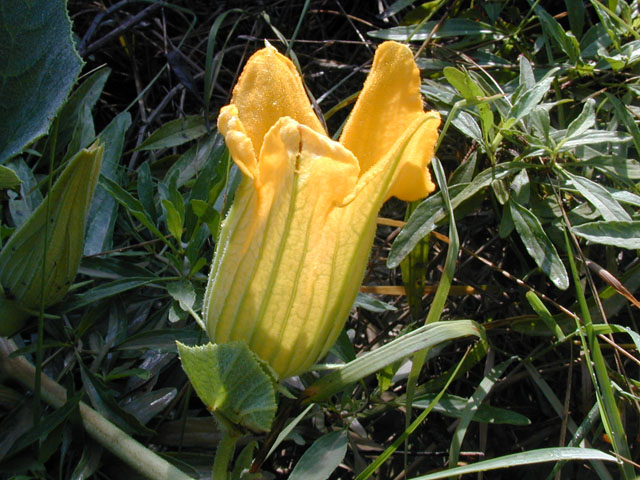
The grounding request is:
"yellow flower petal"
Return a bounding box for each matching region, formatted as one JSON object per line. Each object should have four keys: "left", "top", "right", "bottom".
{"left": 230, "top": 47, "right": 325, "bottom": 157}
{"left": 217, "top": 104, "right": 259, "bottom": 179}
{"left": 339, "top": 41, "right": 438, "bottom": 201}
{"left": 385, "top": 111, "right": 440, "bottom": 201}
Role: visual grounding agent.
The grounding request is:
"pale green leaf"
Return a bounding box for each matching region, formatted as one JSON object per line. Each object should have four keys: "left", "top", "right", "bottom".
{"left": 563, "top": 169, "right": 631, "bottom": 221}
{"left": 509, "top": 200, "right": 569, "bottom": 290}
{"left": 304, "top": 320, "right": 484, "bottom": 402}
{"left": 0, "top": 143, "right": 104, "bottom": 308}
{"left": 289, "top": 430, "right": 348, "bottom": 480}
{"left": 565, "top": 98, "right": 596, "bottom": 140}
{"left": 167, "top": 279, "right": 196, "bottom": 311}
{"left": 571, "top": 220, "right": 640, "bottom": 249}
{"left": 406, "top": 393, "right": 530, "bottom": 425}
{"left": 176, "top": 342, "right": 277, "bottom": 433}
{"left": 0, "top": 165, "right": 22, "bottom": 190}
{"left": 135, "top": 116, "right": 209, "bottom": 151}
{"left": 368, "top": 19, "right": 495, "bottom": 41}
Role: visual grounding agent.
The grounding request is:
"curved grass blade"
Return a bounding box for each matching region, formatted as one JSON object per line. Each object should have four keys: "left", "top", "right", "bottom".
{"left": 302, "top": 320, "right": 484, "bottom": 402}
{"left": 407, "top": 447, "right": 618, "bottom": 480}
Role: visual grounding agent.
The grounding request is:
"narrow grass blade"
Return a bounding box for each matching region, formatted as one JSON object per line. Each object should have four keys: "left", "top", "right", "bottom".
{"left": 563, "top": 229, "right": 635, "bottom": 478}
{"left": 302, "top": 320, "right": 484, "bottom": 402}
{"left": 356, "top": 348, "right": 470, "bottom": 480}
{"left": 449, "top": 357, "right": 515, "bottom": 469}
{"left": 407, "top": 447, "right": 618, "bottom": 480}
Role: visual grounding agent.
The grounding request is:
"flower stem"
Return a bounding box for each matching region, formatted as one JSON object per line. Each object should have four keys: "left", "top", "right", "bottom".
{"left": 0, "top": 337, "right": 195, "bottom": 480}
{"left": 211, "top": 424, "right": 239, "bottom": 480}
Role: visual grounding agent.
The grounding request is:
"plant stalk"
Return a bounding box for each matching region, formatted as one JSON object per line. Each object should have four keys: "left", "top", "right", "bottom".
{"left": 211, "top": 422, "right": 239, "bottom": 480}
{"left": 0, "top": 337, "right": 195, "bottom": 480}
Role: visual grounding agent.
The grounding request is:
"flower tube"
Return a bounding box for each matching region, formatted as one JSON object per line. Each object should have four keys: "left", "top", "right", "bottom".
{"left": 203, "top": 41, "right": 440, "bottom": 379}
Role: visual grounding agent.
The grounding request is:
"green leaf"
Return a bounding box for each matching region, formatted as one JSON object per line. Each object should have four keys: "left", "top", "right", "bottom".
{"left": 7, "top": 158, "right": 43, "bottom": 227}
{"left": 0, "top": 143, "right": 104, "bottom": 308}
{"left": 0, "top": 0, "right": 83, "bottom": 162}
{"left": 79, "top": 363, "right": 153, "bottom": 436}
{"left": 7, "top": 394, "right": 81, "bottom": 457}
{"left": 0, "top": 166, "right": 22, "bottom": 190}
{"left": 535, "top": 4, "right": 581, "bottom": 63}
{"left": 509, "top": 199, "right": 569, "bottom": 290}
{"left": 565, "top": 99, "right": 596, "bottom": 140}
{"left": 583, "top": 156, "right": 640, "bottom": 180}
{"left": 449, "top": 358, "right": 515, "bottom": 469}
{"left": 304, "top": 320, "right": 485, "bottom": 402}
{"left": 135, "top": 116, "right": 209, "bottom": 151}
{"left": 64, "top": 276, "right": 159, "bottom": 312}
{"left": 167, "top": 279, "right": 196, "bottom": 311}
{"left": 288, "top": 430, "right": 348, "bottom": 480}
{"left": 408, "top": 393, "right": 530, "bottom": 425}
{"left": 443, "top": 67, "right": 493, "bottom": 138}
{"left": 116, "top": 329, "right": 202, "bottom": 352}
{"left": 99, "top": 175, "right": 172, "bottom": 250}
{"left": 354, "top": 292, "right": 397, "bottom": 313}
{"left": 368, "top": 19, "right": 495, "bottom": 41}
{"left": 162, "top": 199, "right": 184, "bottom": 242}
{"left": 606, "top": 93, "right": 640, "bottom": 156}
{"left": 406, "top": 447, "right": 617, "bottom": 480}
{"left": 176, "top": 342, "right": 277, "bottom": 433}
{"left": 508, "top": 73, "right": 556, "bottom": 123}
{"left": 563, "top": 168, "right": 631, "bottom": 221}
{"left": 525, "top": 291, "right": 566, "bottom": 339}
{"left": 45, "top": 67, "right": 110, "bottom": 162}
{"left": 571, "top": 220, "right": 640, "bottom": 249}
{"left": 163, "top": 131, "right": 225, "bottom": 188}
{"left": 389, "top": 162, "right": 532, "bottom": 268}
{"left": 85, "top": 112, "right": 131, "bottom": 255}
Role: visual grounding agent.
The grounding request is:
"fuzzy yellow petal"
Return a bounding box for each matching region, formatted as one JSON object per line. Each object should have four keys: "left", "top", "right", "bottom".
{"left": 217, "top": 104, "right": 259, "bottom": 179}
{"left": 230, "top": 47, "right": 325, "bottom": 156}
{"left": 385, "top": 111, "right": 440, "bottom": 201}
{"left": 339, "top": 41, "right": 438, "bottom": 201}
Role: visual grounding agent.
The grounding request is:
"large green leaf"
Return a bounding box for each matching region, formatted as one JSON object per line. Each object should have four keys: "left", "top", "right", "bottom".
{"left": 0, "top": 0, "right": 83, "bottom": 162}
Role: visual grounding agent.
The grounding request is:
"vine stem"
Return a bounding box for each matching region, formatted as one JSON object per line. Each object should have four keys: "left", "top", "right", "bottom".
{"left": 211, "top": 415, "right": 240, "bottom": 480}
{"left": 0, "top": 337, "right": 195, "bottom": 480}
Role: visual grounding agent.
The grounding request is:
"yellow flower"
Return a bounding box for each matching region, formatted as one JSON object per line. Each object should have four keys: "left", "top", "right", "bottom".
{"left": 203, "top": 41, "right": 440, "bottom": 379}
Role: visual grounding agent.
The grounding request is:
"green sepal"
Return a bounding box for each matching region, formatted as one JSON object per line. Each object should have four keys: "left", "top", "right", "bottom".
{"left": 176, "top": 341, "right": 277, "bottom": 433}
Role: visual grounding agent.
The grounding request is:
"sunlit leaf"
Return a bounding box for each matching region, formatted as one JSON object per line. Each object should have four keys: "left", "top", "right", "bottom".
{"left": 509, "top": 199, "right": 569, "bottom": 290}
